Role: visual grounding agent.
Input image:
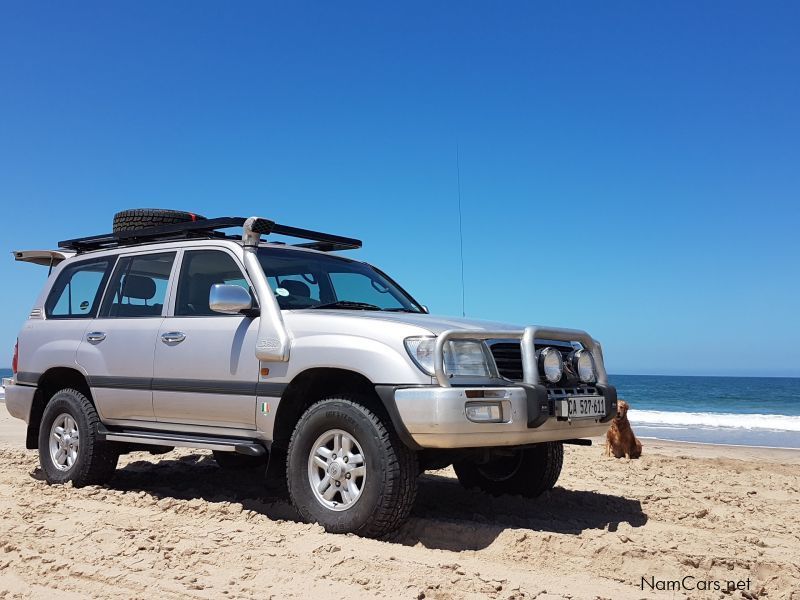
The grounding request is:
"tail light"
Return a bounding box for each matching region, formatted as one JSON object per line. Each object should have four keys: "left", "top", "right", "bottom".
{"left": 12, "top": 339, "right": 18, "bottom": 374}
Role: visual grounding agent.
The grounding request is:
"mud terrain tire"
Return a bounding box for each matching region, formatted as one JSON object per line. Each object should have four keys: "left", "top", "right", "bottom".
{"left": 287, "top": 396, "right": 417, "bottom": 537}
{"left": 38, "top": 388, "right": 119, "bottom": 487}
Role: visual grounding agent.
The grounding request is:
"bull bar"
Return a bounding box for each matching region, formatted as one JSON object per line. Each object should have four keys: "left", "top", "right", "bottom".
{"left": 433, "top": 325, "right": 609, "bottom": 388}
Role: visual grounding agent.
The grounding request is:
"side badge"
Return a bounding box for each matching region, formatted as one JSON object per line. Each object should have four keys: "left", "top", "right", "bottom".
{"left": 260, "top": 401, "right": 271, "bottom": 415}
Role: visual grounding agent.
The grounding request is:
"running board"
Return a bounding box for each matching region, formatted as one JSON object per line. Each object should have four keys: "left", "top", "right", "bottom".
{"left": 97, "top": 425, "right": 266, "bottom": 456}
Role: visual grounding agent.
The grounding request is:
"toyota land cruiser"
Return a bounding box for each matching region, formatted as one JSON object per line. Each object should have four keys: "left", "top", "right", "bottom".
{"left": 4, "top": 209, "right": 617, "bottom": 536}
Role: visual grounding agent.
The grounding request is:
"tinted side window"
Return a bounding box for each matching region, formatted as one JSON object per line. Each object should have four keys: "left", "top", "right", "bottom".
{"left": 100, "top": 252, "right": 176, "bottom": 318}
{"left": 175, "top": 250, "right": 250, "bottom": 316}
{"left": 45, "top": 258, "right": 112, "bottom": 319}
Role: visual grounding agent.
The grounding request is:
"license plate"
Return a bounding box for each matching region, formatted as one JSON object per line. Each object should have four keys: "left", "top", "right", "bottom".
{"left": 556, "top": 396, "right": 606, "bottom": 420}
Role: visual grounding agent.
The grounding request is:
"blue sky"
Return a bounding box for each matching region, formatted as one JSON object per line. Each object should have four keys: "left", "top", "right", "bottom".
{"left": 1, "top": 2, "right": 798, "bottom": 376}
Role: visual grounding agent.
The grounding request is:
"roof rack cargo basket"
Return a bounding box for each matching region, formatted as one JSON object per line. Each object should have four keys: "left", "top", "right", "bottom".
{"left": 58, "top": 216, "right": 362, "bottom": 253}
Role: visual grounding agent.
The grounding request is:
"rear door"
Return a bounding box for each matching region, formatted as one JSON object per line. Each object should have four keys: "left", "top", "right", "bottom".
{"left": 76, "top": 250, "right": 177, "bottom": 422}
{"left": 17, "top": 256, "right": 114, "bottom": 387}
{"left": 153, "top": 248, "right": 259, "bottom": 430}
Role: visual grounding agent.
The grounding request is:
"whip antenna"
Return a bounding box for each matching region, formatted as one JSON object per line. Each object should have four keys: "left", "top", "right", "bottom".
{"left": 456, "top": 145, "right": 466, "bottom": 317}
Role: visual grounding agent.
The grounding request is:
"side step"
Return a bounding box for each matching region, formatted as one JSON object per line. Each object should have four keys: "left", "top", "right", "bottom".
{"left": 97, "top": 425, "right": 266, "bottom": 456}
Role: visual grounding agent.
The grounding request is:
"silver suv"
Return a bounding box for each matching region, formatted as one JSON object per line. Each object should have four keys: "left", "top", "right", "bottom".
{"left": 4, "top": 209, "right": 617, "bottom": 536}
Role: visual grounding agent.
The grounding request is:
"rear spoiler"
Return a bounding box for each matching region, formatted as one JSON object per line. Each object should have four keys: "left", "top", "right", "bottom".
{"left": 13, "top": 250, "right": 75, "bottom": 273}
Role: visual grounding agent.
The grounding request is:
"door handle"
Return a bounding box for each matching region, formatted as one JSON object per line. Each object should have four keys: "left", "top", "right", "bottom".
{"left": 86, "top": 331, "right": 106, "bottom": 343}
{"left": 161, "top": 331, "right": 186, "bottom": 344}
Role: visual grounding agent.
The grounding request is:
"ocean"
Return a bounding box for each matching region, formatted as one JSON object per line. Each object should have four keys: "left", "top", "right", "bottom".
{"left": 613, "top": 374, "right": 800, "bottom": 449}
{"left": 1, "top": 369, "right": 798, "bottom": 448}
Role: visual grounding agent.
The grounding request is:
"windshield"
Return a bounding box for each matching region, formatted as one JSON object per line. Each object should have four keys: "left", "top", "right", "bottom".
{"left": 257, "top": 247, "right": 422, "bottom": 312}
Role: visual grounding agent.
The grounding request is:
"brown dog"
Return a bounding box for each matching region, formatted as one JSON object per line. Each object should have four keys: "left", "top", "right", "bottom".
{"left": 604, "top": 399, "right": 642, "bottom": 459}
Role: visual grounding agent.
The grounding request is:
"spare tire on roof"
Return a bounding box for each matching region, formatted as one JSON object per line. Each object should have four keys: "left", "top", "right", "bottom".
{"left": 112, "top": 209, "right": 206, "bottom": 233}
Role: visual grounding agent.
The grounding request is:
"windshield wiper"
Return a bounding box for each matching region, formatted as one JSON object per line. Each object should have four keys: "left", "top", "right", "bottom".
{"left": 311, "top": 301, "right": 382, "bottom": 311}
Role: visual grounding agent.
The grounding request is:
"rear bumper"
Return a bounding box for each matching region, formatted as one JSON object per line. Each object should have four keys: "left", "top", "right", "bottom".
{"left": 382, "top": 384, "right": 615, "bottom": 449}
{"left": 2, "top": 379, "right": 36, "bottom": 424}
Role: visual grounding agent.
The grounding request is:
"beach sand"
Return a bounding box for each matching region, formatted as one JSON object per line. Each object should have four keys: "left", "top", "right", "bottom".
{"left": 1, "top": 403, "right": 798, "bottom": 599}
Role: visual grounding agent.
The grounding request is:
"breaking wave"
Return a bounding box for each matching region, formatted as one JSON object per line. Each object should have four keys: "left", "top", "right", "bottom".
{"left": 629, "top": 409, "right": 800, "bottom": 432}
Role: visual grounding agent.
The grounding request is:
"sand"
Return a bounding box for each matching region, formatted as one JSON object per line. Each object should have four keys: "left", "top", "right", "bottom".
{"left": 0, "top": 403, "right": 798, "bottom": 599}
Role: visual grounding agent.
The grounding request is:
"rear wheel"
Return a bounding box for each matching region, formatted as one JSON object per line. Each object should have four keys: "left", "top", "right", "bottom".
{"left": 454, "top": 442, "right": 563, "bottom": 497}
{"left": 286, "top": 396, "right": 417, "bottom": 537}
{"left": 38, "top": 389, "right": 119, "bottom": 486}
{"left": 112, "top": 208, "right": 205, "bottom": 233}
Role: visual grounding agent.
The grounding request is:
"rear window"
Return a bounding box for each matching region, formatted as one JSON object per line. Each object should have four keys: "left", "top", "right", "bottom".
{"left": 45, "top": 258, "right": 113, "bottom": 319}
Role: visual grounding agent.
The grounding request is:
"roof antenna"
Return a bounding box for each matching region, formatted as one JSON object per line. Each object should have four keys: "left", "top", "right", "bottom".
{"left": 456, "top": 145, "right": 466, "bottom": 317}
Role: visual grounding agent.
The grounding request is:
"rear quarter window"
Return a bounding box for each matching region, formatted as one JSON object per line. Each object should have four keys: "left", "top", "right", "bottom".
{"left": 45, "top": 258, "right": 113, "bottom": 319}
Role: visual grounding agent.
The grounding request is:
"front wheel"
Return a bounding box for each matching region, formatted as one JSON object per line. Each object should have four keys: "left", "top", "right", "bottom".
{"left": 286, "top": 396, "right": 417, "bottom": 537}
{"left": 38, "top": 388, "right": 119, "bottom": 486}
{"left": 454, "top": 442, "right": 564, "bottom": 497}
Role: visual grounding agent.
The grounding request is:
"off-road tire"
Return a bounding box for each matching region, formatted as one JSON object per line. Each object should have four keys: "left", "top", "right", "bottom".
{"left": 286, "top": 396, "right": 418, "bottom": 537}
{"left": 112, "top": 209, "right": 206, "bottom": 233}
{"left": 454, "top": 442, "right": 564, "bottom": 498}
{"left": 38, "top": 389, "right": 119, "bottom": 487}
{"left": 212, "top": 450, "right": 266, "bottom": 471}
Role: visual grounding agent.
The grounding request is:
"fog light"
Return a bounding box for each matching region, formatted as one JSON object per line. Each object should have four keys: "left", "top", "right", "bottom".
{"left": 465, "top": 401, "right": 504, "bottom": 423}
{"left": 539, "top": 347, "right": 564, "bottom": 383}
{"left": 573, "top": 349, "right": 596, "bottom": 383}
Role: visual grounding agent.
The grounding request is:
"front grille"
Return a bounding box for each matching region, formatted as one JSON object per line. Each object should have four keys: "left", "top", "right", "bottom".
{"left": 490, "top": 343, "right": 525, "bottom": 381}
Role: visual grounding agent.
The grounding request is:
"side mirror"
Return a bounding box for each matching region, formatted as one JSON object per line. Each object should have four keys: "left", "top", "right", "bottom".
{"left": 421, "top": 305, "right": 430, "bottom": 314}
{"left": 209, "top": 284, "right": 253, "bottom": 314}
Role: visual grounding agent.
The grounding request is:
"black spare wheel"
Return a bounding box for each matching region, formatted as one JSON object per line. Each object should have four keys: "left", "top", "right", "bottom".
{"left": 112, "top": 208, "right": 206, "bottom": 233}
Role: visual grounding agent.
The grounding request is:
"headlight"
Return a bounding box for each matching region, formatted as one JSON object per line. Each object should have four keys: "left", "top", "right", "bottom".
{"left": 538, "top": 347, "right": 563, "bottom": 383}
{"left": 404, "top": 337, "right": 496, "bottom": 377}
{"left": 573, "top": 349, "right": 596, "bottom": 383}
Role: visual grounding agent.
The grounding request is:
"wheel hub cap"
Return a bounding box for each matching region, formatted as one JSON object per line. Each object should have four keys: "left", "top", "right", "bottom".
{"left": 49, "top": 413, "right": 80, "bottom": 472}
{"left": 307, "top": 429, "right": 366, "bottom": 511}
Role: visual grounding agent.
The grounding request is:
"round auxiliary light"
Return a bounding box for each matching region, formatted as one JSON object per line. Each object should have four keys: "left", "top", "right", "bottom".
{"left": 539, "top": 347, "right": 563, "bottom": 383}
{"left": 574, "top": 349, "right": 596, "bottom": 383}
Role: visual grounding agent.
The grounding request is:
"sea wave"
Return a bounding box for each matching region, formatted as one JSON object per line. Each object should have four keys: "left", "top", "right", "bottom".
{"left": 630, "top": 409, "right": 800, "bottom": 432}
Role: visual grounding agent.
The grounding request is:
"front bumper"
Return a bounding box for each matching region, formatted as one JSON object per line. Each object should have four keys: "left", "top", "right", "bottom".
{"left": 380, "top": 384, "right": 616, "bottom": 449}
{"left": 2, "top": 378, "right": 36, "bottom": 424}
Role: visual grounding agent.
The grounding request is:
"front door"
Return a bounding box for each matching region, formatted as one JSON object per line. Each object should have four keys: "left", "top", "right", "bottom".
{"left": 153, "top": 249, "right": 259, "bottom": 430}
{"left": 76, "top": 250, "right": 177, "bottom": 422}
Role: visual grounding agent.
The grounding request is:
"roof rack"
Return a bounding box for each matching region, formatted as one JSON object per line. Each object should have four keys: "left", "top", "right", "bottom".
{"left": 58, "top": 216, "right": 363, "bottom": 253}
